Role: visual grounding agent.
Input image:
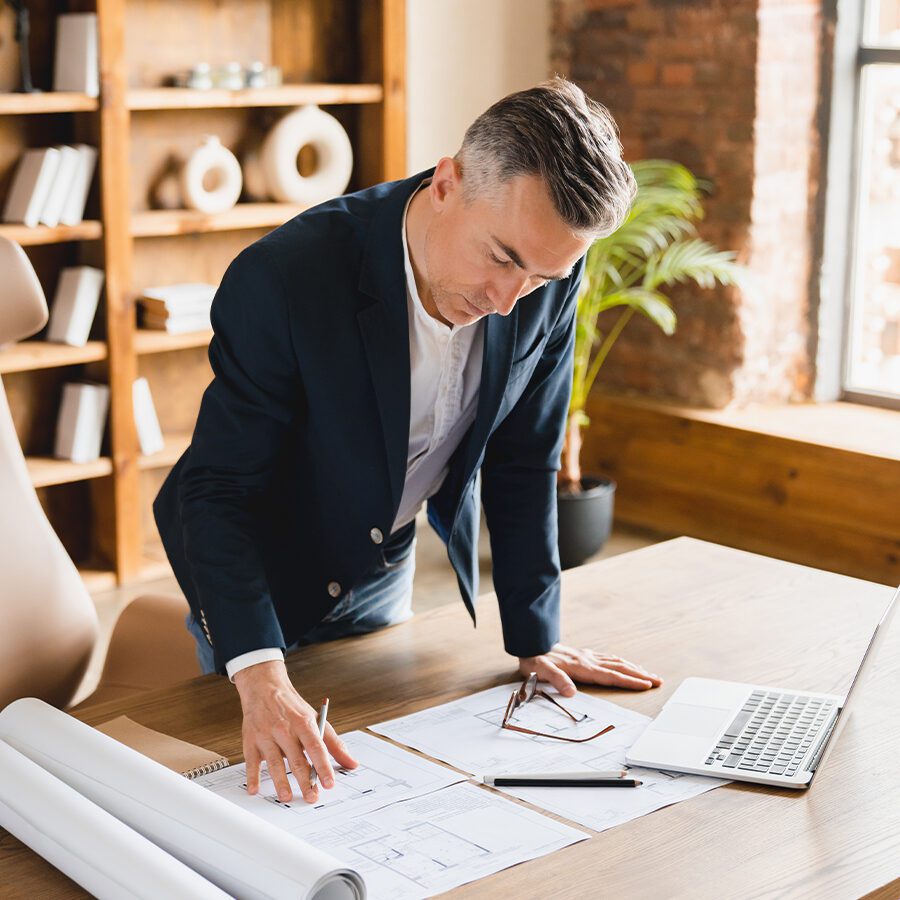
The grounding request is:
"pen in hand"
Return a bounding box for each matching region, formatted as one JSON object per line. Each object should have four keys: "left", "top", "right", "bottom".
{"left": 309, "top": 697, "right": 329, "bottom": 789}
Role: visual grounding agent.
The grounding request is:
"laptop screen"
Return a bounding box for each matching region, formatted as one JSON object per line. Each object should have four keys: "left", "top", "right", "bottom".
{"left": 809, "top": 586, "right": 899, "bottom": 779}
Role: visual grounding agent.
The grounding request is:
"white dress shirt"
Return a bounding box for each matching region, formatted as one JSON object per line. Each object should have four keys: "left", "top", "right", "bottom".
{"left": 226, "top": 179, "right": 484, "bottom": 680}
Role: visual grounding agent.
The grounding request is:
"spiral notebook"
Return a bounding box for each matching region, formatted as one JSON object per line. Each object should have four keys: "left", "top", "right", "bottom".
{"left": 95, "top": 716, "right": 230, "bottom": 779}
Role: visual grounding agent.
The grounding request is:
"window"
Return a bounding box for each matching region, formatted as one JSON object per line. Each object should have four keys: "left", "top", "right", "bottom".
{"left": 843, "top": 0, "right": 900, "bottom": 406}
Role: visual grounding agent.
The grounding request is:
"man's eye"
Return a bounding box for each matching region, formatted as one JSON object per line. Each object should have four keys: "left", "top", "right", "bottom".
{"left": 490, "top": 253, "right": 511, "bottom": 267}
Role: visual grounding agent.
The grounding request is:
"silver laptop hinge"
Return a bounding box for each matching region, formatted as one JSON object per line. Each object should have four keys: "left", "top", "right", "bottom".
{"left": 807, "top": 709, "right": 840, "bottom": 772}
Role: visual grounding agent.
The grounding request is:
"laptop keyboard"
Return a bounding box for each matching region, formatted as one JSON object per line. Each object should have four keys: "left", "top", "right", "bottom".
{"left": 704, "top": 690, "right": 836, "bottom": 778}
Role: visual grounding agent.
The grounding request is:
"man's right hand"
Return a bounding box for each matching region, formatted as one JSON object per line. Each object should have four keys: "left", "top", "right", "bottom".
{"left": 233, "top": 660, "right": 359, "bottom": 804}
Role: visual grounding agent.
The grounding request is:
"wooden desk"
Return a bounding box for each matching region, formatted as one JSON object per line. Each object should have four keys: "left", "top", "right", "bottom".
{"left": 2, "top": 538, "right": 898, "bottom": 899}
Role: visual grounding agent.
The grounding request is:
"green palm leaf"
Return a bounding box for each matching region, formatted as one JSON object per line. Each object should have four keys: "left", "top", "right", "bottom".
{"left": 570, "top": 160, "right": 742, "bottom": 424}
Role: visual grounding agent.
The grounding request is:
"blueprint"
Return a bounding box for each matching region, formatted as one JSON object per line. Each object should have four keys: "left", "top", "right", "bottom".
{"left": 299, "top": 782, "right": 587, "bottom": 899}
{"left": 197, "top": 730, "right": 459, "bottom": 827}
{"left": 370, "top": 684, "right": 728, "bottom": 834}
{"left": 197, "top": 730, "right": 587, "bottom": 898}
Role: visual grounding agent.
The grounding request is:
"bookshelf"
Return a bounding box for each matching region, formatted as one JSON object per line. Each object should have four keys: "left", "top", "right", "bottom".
{"left": 0, "top": 340, "right": 107, "bottom": 374}
{"left": 0, "top": 0, "right": 406, "bottom": 587}
{"left": 130, "top": 203, "right": 308, "bottom": 238}
{"left": 0, "top": 220, "right": 103, "bottom": 245}
{"left": 0, "top": 92, "right": 99, "bottom": 114}
{"left": 127, "top": 83, "right": 384, "bottom": 111}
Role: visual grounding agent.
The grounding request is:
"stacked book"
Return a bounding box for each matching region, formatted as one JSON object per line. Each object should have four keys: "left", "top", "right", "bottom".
{"left": 138, "top": 283, "right": 216, "bottom": 335}
{"left": 2, "top": 145, "right": 98, "bottom": 229}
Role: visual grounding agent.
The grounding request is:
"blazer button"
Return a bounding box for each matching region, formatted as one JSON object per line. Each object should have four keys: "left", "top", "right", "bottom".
{"left": 327, "top": 581, "right": 342, "bottom": 598}
{"left": 370, "top": 527, "right": 384, "bottom": 545}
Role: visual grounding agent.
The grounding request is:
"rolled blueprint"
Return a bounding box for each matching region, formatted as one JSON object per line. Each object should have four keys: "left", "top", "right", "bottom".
{"left": 0, "top": 698, "right": 365, "bottom": 900}
{"left": 260, "top": 105, "right": 353, "bottom": 205}
{"left": 0, "top": 741, "right": 228, "bottom": 900}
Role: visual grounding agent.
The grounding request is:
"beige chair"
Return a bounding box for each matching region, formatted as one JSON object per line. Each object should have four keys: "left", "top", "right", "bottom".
{"left": 0, "top": 237, "right": 199, "bottom": 711}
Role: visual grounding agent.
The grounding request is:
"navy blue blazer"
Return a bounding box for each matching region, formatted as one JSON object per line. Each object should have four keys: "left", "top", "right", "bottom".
{"left": 153, "top": 168, "right": 585, "bottom": 673}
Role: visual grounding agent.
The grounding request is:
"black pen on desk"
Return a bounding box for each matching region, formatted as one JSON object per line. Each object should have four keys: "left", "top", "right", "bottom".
{"left": 484, "top": 772, "right": 641, "bottom": 788}
{"left": 309, "top": 697, "right": 329, "bottom": 789}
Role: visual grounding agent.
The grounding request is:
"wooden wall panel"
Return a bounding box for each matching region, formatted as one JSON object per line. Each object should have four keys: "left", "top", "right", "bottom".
{"left": 131, "top": 229, "right": 270, "bottom": 290}
{"left": 581, "top": 394, "right": 900, "bottom": 586}
{"left": 137, "top": 346, "right": 211, "bottom": 434}
{"left": 123, "top": 0, "right": 271, "bottom": 88}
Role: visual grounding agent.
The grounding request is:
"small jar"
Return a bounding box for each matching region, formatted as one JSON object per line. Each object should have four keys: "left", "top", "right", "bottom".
{"left": 246, "top": 61, "right": 266, "bottom": 89}
{"left": 217, "top": 62, "right": 244, "bottom": 91}
{"left": 187, "top": 63, "right": 213, "bottom": 91}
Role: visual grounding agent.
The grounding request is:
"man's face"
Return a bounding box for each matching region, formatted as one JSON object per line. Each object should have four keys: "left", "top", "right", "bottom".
{"left": 421, "top": 159, "right": 593, "bottom": 327}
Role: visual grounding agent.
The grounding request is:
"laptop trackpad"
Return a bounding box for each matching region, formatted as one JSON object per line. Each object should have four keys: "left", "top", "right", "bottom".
{"left": 653, "top": 702, "right": 732, "bottom": 738}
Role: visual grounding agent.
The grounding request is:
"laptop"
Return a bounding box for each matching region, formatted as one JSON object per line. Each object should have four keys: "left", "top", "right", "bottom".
{"left": 626, "top": 586, "right": 898, "bottom": 789}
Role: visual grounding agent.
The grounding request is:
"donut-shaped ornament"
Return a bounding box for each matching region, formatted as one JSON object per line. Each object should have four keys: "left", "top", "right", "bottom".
{"left": 260, "top": 105, "right": 353, "bottom": 205}
{"left": 180, "top": 135, "right": 243, "bottom": 214}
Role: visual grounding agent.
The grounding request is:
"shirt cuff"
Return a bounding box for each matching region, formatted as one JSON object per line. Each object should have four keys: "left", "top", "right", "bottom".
{"left": 225, "top": 647, "right": 285, "bottom": 682}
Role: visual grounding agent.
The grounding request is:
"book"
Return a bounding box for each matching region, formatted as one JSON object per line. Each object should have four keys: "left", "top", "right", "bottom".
{"left": 2, "top": 148, "right": 62, "bottom": 229}
{"left": 53, "top": 382, "right": 109, "bottom": 463}
{"left": 46, "top": 266, "right": 104, "bottom": 347}
{"left": 39, "top": 145, "right": 81, "bottom": 228}
{"left": 95, "top": 716, "right": 229, "bottom": 780}
{"left": 139, "top": 282, "right": 216, "bottom": 312}
{"left": 53, "top": 13, "right": 99, "bottom": 97}
{"left": 59, "top": 144, "right": 98, "bottom": 226}
{"left": 139, "top": 297, "right": 212, "bottom": 318}
{"left": 0, "top": 698, "right": 365, "bottom": 898}
{"left": 141, "top": 311, "right": 212, "bottom": 334}
{"left": 132, "top": 377, "right": 164, "bottom": 456}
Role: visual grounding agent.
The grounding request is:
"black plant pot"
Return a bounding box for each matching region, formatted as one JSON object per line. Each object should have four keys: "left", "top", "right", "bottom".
{"left": 557, "top": 476, "right": 616, "bottom": 570}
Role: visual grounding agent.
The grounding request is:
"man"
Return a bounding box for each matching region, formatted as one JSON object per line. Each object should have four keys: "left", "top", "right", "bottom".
{"left": 154, "top": 77, "right": 661, "bottom": 808}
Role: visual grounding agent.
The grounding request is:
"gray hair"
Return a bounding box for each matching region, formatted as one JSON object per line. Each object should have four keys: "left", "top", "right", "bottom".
{"left": 456, "top": 76, "right": 636, "bottom": 238}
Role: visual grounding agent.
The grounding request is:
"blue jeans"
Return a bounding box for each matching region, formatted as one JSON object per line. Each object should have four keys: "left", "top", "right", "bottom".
{"left": 187, "top": 535, "right": 416, "bottom": 675}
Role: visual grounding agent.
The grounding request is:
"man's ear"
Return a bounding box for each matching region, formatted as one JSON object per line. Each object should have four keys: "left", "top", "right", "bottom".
{"left": 429, "top": 156, "right": 462, "bottom": 212}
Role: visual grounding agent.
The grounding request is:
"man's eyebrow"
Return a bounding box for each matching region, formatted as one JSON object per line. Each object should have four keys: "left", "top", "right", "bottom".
{"left": 492, "top": 237, "right": 573, "bottom": 281}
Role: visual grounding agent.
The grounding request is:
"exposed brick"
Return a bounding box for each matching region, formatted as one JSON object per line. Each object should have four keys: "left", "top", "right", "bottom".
{"left": 626, "top": 61, "right": 657, "bottom": 85}
{"left": 626, "top": 7, "right": 665, "bottom": 30}
{"left": 552, "top": 0, "right": 826, "bottom": 407}
{"left": 662, "top": 63, "right": 695, "bottom": 87}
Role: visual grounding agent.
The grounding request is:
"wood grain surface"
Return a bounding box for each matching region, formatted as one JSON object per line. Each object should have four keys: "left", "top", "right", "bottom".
{"left": 1, "top": 538, "right": 897, "bottom": 899}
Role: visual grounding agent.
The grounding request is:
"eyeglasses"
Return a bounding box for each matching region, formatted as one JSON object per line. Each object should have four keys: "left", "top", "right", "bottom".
{"left": 501, "top": 672, "right": 615, "bottom": 743}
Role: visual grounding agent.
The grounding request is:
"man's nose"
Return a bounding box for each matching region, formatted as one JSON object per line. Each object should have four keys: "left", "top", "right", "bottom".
{"left": 487, "top": 274, "right": 530, "bottom": 316}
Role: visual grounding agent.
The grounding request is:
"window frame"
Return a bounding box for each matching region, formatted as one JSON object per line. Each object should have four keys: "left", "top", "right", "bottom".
{"left": 828, "top": 0, "right": 900, "bottom": 409}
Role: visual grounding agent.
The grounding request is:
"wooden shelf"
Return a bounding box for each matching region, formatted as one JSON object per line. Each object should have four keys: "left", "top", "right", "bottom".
{"left": 0, "top": 92, "right": 100, "bottom": 115}
{"left": 27, "top": 455, "right": 114, "bottom": 489}
{"left": 0, "top": 221, "right": 103, "bottom": 246}
{"left": 79, "top": 564, "right": 118, "bottom": 592}
{"left": 127, "top": 83, "right": 383, "bottom": 110}
{"left": 134, "top": 329, "right": 213, "bottom": 355}
{"left": 3, "top": 0, "right": 405, "bottom": 587}
{"left": 0, "top": 340, "right": 107, "bottom": 374}
{"left": 138, "top": 431, "right": 191, "bottom": 470}
{"left": 131, "top": 204, "right": 307, "bottom": 238}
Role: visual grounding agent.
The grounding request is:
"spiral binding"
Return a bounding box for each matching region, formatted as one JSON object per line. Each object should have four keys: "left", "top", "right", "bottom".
{"left": 184, "top": 757, "right": 229, "bottom": 779}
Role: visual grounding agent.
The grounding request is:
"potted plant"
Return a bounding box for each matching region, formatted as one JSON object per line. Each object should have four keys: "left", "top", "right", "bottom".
{"left": 557, "top": 159, "right": 741, "bottom": 569}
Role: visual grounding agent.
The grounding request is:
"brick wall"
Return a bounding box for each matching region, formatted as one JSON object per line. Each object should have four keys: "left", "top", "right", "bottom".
{"left": 552, "top": 0, "right": 833, "bottom": 406}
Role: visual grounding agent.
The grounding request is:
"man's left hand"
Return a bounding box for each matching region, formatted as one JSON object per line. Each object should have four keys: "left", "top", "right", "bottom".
{"left": 518, "top": 644, "right": 662, "bottom": 696}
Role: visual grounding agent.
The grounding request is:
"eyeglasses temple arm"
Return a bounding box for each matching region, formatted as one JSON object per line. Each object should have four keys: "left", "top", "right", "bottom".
{"left": 536, "top": 689, "right": 584, "bottom": 722}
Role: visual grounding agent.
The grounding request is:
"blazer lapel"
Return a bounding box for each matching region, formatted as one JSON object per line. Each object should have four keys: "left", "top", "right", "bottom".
{"left": 356, "top": 169, "right": 435, "bottom": 515}
{"left": 357, "top": 302, "right": 410, "bottom": 515}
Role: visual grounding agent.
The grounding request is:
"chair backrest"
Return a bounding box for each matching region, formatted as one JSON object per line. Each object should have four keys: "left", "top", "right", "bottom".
{"left": 0, "top": 237, "right": 99, "bottom": 710}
